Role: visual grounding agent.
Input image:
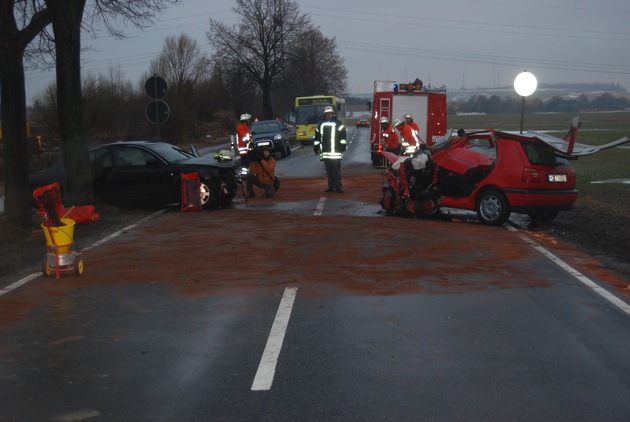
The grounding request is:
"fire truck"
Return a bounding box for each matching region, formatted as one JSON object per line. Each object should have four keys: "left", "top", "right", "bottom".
{"left": 369, "top": 80, "right": 447, "bottom": 163}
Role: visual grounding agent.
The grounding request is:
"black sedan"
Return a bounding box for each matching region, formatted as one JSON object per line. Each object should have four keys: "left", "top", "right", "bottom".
{"left": 29, "top": 141, "right": 240, "bottom": 209}
{"left": 356, "top": 116, "right": 370, "bottom": 128}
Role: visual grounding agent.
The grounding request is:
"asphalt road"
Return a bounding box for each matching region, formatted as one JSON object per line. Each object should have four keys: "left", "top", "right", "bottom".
{"left": 1, "top": 127, "right": 630, "bottom": 421}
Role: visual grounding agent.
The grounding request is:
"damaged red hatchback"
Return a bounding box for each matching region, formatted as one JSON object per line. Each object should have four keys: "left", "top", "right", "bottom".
{"left": 380, "top": 118, "right": 629, "bottom": 225}
{"left": 434, "top": 129, "right": 578, "bottom": 225}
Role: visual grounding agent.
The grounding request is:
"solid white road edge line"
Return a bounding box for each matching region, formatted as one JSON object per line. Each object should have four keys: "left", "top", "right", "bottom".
{"left": 81, "top": 209, "right": 166, "bottom": 252}
{"left": 251, "top": 286, "right": 298, "bottom": 391}
{"left": 314, "top": 197, "right": 327, "bottom": 216}
{"left": 0, "top": 274, "right": 40, "bottom": 297}
{"left": 506, "top": 225, "right": 630, "bottom": 316}
{"left": 0, "top": 209, "right": 166, "bottom": 297}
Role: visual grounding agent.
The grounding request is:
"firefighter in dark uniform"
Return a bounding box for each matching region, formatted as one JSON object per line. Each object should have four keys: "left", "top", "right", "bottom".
{"left": 313, "top": 106, "right": 347, "bottom": 193}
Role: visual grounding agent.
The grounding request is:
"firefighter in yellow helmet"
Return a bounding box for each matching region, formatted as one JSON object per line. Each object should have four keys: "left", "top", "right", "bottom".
{"left": 313, "top": 106, "right": 347, "bottom": 193}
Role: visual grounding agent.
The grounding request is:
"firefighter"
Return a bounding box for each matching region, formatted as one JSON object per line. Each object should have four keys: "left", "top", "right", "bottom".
{"left": 380, "top": 117, "right": 400, "bottom": 154}
{"left": 314, "top": 106, "right": 347, "bottom": 193}
{"left": 395, "top": 118, "right": 418, "bottom": 155}
{"left": 405, "top": 113, "right": 425, "bottom": 143}
{"left": 404, "top": 113, "right": 420, "bottom": 134}
{"left": 236, "top": 113, "right": 252, "bottom": 171}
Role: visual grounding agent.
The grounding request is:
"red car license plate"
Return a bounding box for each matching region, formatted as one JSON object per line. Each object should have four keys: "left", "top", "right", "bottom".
{"left": 548, "top": 174, "right": 567, "bottom": 182}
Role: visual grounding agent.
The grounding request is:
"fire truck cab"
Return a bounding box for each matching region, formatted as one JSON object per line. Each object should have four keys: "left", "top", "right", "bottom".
{"left": 369, "top": 80, "right": 447, "bottom": 165}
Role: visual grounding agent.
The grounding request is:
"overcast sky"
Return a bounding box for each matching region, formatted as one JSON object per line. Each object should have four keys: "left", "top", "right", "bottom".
{"left": 24, "top": 0, "right": 630, "bottom": 103}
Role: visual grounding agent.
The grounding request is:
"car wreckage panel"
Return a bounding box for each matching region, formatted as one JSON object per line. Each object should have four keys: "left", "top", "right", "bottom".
{"left": 437, "top": 146, "right": 495, "bottom": 175}
{"left": 498, "top": 130, "right": 629, "bottom": 157}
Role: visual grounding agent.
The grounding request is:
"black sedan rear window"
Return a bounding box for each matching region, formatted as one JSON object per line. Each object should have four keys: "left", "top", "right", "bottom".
{"left": 148, "top": 143, "right": 194, "bottom": 163}
{"left": 252, "top": 122, "right": 280, "bottom": 133}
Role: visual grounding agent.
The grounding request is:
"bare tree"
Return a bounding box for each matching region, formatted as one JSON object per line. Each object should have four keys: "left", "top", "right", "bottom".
{"left": 147, "top": 34, "right": 211, "bottom": 138}
{"left": 212, "top": 57, "right": 260, "bottom": 118}
{"left": 43, "top": 0, "right": 182, "bottom": 206}
{"left": 0, "top": 0, "right": 51, "bottom": 228}
{"left": 32, "top": 67, "right": 137, "bottom": 144}
{"left": 82, "top": 67, "right": 136, "bottom": 140}
{"left": 30, "top": 84, "right": 60, "bottom": 143}
{"left": 286, "top": 28, "right": 348, "bottom": 97}
{"left": 150, "top": 34, "right": 210, "bottom": 93}
{"left": 207, "top": 0, "right": 310, "bottom": 119}
{"left": 1, "top": 0, "right": 182, "bottom": 226}
{"left": 44, "top": 0, "right": 95, "bottom": 206}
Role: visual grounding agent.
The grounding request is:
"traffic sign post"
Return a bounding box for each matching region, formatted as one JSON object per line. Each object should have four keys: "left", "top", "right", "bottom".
{"left": 145, "top": 75, "right": 169, "bottom": 140}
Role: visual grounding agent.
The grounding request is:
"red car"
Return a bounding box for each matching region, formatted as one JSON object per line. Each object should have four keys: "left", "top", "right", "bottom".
{"left": 380, "top": 118, "right": 629, "bottom": 225}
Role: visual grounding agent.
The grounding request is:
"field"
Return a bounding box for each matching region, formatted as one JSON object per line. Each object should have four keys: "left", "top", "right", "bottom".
{"left": 449, "top": 112, "right": 630, "bottom": 278}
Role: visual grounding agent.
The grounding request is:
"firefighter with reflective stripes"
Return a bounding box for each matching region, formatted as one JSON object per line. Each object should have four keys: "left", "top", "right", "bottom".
{"left": 395, "top": 118, "right": 420, "bottom": 155}
{"left": 380, "top": 117, "right": 400, "bottom": 154}
{"left": 313, "top": 106, "right": 347, "bottom": 193}
{"left": 404, "top": 113, "right": 423, "bottom": 146}
{"left": 236, "top": 113, "right": 252, "bottom": 172}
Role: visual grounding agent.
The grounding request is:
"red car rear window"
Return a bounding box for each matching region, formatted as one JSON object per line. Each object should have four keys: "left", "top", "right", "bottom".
{"left": 521, "top": 143, "right": 571, "bottom": 166}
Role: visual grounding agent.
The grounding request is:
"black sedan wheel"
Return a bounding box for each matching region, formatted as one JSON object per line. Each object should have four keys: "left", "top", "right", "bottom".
{"left": 199, "top": 181, "right": 214, "bottom": 207}
{"left": 476, "top": 188, "right": 510, "bottom": 226}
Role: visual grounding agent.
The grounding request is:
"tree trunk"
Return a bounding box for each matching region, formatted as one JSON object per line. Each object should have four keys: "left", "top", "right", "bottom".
{"left": 0, "top": 50, "right": 33, "bottom": 228}
{"left": 0, "top": 1, "right": 35, "bottom": 229}
{"left": 262, "top": 74, "right": 274, "bottom": 119}
{"left": 49, "top": 0, "right": 94, "bottom": 206}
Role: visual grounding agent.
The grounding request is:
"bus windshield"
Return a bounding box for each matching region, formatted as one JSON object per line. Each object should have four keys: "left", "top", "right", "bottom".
{"left": 294, "top": 95, "right": 345, "bottom": 144}
{"left": 295, "top": 105, "right": 327, "bottom": 125}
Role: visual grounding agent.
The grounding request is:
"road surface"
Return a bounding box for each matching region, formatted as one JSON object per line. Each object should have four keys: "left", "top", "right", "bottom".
{"left": 1, "top": 127, "right": 630, "bottom": 420}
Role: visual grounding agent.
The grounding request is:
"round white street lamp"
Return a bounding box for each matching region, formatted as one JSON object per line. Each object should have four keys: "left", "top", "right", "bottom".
{"left": 514, "top": 71, "right": 537, "bottom": 133}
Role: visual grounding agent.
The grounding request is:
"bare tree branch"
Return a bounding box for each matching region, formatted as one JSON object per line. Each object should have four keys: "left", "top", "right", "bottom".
{"left": 207, "top": 0, "right": 311, "bottom": 118}
{"left": 286, "top": 28, "right": 348, "bottom": 97}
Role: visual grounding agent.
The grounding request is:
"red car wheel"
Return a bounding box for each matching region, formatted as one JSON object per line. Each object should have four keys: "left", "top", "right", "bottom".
{"left": 476, "top": 188, "right": 510, "bottom": 226}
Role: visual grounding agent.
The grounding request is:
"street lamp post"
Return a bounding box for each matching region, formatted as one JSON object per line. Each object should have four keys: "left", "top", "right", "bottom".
{"left": 513, "top": 71, "right": 537, "bottom": 134}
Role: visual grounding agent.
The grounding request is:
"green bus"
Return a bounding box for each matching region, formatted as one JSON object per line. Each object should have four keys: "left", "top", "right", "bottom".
{"left": 294, "top": 95, "right": 346, "bottom": 144}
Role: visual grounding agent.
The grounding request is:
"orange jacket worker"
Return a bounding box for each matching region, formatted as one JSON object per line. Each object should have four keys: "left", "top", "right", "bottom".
{"left": 246, "top": 147, "right": 277, "bottom": 198}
